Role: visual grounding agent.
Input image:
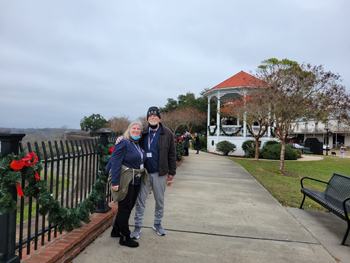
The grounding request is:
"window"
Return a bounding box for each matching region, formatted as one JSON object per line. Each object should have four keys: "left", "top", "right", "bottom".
{"left": 305, "top": 123, "right": 308, "bottom": 130}
{"left": 315, "top": 122, "right": 318, "bottom": 131}
{"left": 338, "top": 121, "right": 341, "bottom": 130}
{"left": 297, "top": 124, "right": 299, "bottom": 131}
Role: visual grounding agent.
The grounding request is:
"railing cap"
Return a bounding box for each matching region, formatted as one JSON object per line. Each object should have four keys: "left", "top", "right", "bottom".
{"left": 98, "top": 129, "right": 111, "bottom": 134}
{"left": 0, "top": 131, "right": 26, "bottom": 141}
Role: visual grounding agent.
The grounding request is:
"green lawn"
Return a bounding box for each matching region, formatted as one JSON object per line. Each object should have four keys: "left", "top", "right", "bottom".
{"left": 229, "top": 155, "right": 350, "bottom": 210}
{"left": 16, "top": 176, "right": 70, "bottom": 224}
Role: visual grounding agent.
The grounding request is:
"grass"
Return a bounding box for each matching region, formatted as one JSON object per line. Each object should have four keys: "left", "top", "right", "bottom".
{"left": 229, "top": 155, "right": 350, "bottom": 210}
{"left": 16, "top": 176, "right": 70, "bottom": 224}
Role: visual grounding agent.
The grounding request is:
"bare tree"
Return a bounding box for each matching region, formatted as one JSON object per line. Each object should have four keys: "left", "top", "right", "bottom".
{"left": 161, "top": 109, "right": 184, "bottom": 133}
{"left": 180, "top": 107, "right": 207, "bottom": 133}
{"left": 221, "top": 87, "right": 271, "bottom": 160}
{"left": 137, "top": 115, "right": 148, "bottom": 127}
{"left": 256, "top": 58, "right": 347, "bottom": 171}
{"left": 107, "top": 115, "right": 131, "bottom": 133}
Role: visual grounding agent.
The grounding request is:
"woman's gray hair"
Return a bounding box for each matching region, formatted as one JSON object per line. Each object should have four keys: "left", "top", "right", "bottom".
{"left": 194, "top": 133, "right": 198, "bottom": 136}
{"left": 123, "top": 120, "right": 143, "bottom": 140}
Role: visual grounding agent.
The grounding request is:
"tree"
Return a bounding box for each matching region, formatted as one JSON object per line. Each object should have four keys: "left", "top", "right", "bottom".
{"left": 220, "top": 87, "right": 271, "bottom": 161}
{"left": 256, "top": 58, "right": 346, "bottom": 171}
{"left": 160, "top": 98, "right": 178, "bottom": 113}
{"left": 180, "top": 107, "right": 207, "bottom": 133}
{"left": 322, "top": 84, "right": 350, "bottom": 130}
{"left": 137, "top": 115, "right": 148, "bottom": 127}
{"left": 160, "top": 90, "right": 215, "bottom": 133}
{"left": 161, "top": 109, "right": 184, "bottom": 133}
{"left": 80, "top": 114, "right": 108, "bottom": 132}
{"left": 107, "top": 115, "right": 131, "bottom": 133}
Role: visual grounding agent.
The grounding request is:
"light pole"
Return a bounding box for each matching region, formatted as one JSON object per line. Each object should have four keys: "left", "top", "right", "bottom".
{"left": 325, "top": 128, "right": 329, "bottom": 156}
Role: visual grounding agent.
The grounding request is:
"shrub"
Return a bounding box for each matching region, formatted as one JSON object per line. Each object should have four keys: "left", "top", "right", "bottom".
{"left": 199, "top": 136, "right": 207, "bottom": 149}
{"left": 242, "top": 140, "right": 261, "bottom": 151}
{"left": 216, "top": 141, "right": 236, "bottom": 156}
{"left": 243, "top": 148, "right": 256, "bottom": 158}
{"left": 295, "top": 149, "right": 302, "bottom": 158}
{"left": 260, "top": 143, "right": 298, "bottom": 160}
{"left": 191, "top": 136, "right": 207, "bottom": 151}
{"left": 175, "top": 138, "right": 184, "bottom": 161}
{"left": 264, "top": 140, "right": 280, "bottom": 146}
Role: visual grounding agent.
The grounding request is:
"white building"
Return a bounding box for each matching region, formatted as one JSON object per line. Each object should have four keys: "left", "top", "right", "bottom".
{"left": 289, "top": 119, "right": 350, "bottom": 149}
{"left": 204, "top": 71, "right": 275, "bottom": 156}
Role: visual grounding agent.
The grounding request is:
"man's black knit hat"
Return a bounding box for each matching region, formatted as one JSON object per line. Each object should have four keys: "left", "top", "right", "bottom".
{"left": 147, "top": 106, "right": 161, "bottom": 120}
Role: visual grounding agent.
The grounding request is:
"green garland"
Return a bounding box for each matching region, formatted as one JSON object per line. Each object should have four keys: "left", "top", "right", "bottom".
{"left": 0, "top": 142, "right": 114, "bottom": 232}
{"left": 220, "top": 124, "right": 243, "bottom": 136}
{"left": 246, "top": 124, "right": 269, "bottom": 137}
{"left": 209, "top": 123, "right": 276, "bottom": 138}
{"left": 208, "top": 124, "right": 244, "bottom": 136}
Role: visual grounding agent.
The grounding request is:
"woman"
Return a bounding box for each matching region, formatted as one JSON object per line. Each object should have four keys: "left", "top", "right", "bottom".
{"left": 194, "top": 133, "right": 200, "bottom": 154}
{"left": 106, "top": 121, "right": 147, "bottom": 248}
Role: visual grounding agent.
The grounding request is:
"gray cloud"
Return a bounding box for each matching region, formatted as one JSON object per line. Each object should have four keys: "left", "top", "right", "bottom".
{"left": 1, "top": 0, "right": 349, "bottom": 129}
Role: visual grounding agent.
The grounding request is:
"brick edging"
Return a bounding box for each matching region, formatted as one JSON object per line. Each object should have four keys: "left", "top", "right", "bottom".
{"left": 22, "top": 203, "right": 118, "bottom": 263}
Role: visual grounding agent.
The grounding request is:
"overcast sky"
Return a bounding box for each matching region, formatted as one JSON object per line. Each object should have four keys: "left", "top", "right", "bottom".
{"left": 1, "top": 0, "right": 349, "bottom": 129}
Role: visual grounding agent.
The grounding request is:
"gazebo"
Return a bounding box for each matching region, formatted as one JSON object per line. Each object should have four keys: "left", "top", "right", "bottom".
{"left": 204, "top": 71, "right": 274, "bottom": 156}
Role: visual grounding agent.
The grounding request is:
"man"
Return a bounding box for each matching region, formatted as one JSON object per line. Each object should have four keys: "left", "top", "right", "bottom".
{"left": 116, "top": 106, "right": 176, "bottom": 239}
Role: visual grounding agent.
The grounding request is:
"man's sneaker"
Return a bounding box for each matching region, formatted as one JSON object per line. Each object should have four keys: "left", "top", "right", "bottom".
{"left": 130, "top": 227, "right": 141, "bottom": 239}
{"left": 153, "top": 224, "right": 166, "bottom": 236}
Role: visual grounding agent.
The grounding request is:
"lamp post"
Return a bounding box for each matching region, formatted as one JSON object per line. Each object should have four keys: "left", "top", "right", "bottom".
{"left": 325, "top": 128, "right": 329, "bottom": 156}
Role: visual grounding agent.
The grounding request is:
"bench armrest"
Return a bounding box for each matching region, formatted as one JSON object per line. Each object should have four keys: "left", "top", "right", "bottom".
{"left": 300, "top": 177, "right": 328, "bottom": 189}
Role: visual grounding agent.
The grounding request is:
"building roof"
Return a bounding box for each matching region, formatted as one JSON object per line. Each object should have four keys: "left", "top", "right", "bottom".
{"left": 208, "top": 71, "right": 264, "bottom": 91}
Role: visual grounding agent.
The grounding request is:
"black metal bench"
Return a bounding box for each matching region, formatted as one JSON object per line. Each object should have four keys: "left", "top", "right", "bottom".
{"left": 299, "top": 173, "right": 350, "bottom": 245}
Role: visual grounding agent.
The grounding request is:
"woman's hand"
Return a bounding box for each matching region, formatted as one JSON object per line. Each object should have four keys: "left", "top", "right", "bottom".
{"left": 112, "top": 185, "right": 119, "bottom": 191}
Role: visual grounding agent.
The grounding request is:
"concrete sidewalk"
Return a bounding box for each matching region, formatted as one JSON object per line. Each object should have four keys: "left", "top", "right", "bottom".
{"left": 73, "top": 150, "right": 349, "bottom": 263}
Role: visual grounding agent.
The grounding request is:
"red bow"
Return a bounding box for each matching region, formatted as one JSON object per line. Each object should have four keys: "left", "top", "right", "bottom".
{"left": 10, "top": 153, "right": 39, "bottom": 196}
{"left": 109, "top": 147, "right": 114, "bottom": 155}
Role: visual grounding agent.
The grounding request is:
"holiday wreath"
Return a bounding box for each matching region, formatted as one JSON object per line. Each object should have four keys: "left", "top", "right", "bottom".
{"left": 0, "top": 142, "right": 115, "bottom": 232}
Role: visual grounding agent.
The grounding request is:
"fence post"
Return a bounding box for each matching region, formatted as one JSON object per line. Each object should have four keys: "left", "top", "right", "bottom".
{"left": 0, "top": 132, "right": 25, "bottom": 263}
{"left": 96, "top": 129, "right": 112, "bottom": 213}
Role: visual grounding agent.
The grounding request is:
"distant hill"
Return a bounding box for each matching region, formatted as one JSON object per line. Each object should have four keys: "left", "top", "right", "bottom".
{"left": 0, "top": 127, "right": 87, "bottom": 143}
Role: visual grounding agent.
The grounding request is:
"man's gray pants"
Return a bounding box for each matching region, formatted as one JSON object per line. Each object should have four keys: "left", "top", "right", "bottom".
{"left": 134, "top": 172, "right": 167, "bottom": 227}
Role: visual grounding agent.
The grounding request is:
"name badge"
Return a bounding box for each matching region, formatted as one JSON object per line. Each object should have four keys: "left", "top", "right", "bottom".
{"left": 140, "top": 164, "right": 144, "bottom": 169}
{"left": 147, "top": 153, "right": 152, "bottom": 158}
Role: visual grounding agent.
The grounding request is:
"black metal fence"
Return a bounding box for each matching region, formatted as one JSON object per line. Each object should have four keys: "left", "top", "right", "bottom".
{"left": 0, "top": 130, "right": 121, "bottom": 263}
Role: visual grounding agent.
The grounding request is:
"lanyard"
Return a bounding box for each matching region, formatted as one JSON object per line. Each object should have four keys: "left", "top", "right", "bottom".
{"left": 148, "top": 127, "right": 158, "bottom": 152}
{"left": 133, "top": 142, "right": 143, "bottom": 163}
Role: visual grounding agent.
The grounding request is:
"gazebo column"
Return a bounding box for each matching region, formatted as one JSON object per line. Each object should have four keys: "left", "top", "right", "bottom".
{"left": 216, "top": 91, "right": 221, "bottom": 140}
{"left": 207, "top": 97, "right": 211, "bottom": 130}
{"left": 243, "top": 91, "right": 247, "bottom": 138}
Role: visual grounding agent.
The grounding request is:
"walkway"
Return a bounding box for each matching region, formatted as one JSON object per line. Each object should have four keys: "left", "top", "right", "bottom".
{"left": 73, "top": 150, "right": 349, "bottom": 263}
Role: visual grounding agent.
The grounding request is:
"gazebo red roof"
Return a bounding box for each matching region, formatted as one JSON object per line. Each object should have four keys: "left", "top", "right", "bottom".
{"left": 209, "top": 71, "right": 264, "bottom": 90}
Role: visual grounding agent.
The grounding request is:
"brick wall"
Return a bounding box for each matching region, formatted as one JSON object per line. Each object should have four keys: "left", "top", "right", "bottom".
{"left": 21, "top": 203, "right": 118, "bottom": 263}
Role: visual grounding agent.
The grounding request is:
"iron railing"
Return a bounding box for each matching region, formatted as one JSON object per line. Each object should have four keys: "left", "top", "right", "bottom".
{"left": 0, "top": 130, "right": 122, "bottom": 262}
